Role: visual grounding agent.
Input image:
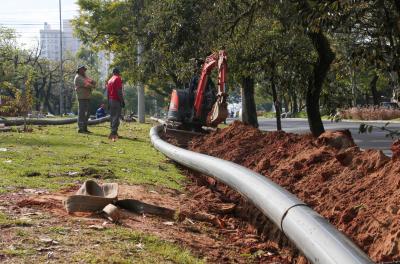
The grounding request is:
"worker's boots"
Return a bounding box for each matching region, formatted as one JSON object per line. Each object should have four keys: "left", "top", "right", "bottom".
{"left": 108, "top": 133, "right": 119, "bottom": 141}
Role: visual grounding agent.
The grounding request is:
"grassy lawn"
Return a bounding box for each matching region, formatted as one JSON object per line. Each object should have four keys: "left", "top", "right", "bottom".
{"left": 0, "top": 122, "right": 203, "bottom": 263}
{"left": 262, "top": 112, "right": 339, "bottom": 121}
{"left": 263, "top": 111, "right": 308, "bottom": 119}
{"left": 0, "top": 122, "right": 185, "bottom": 194}
{"left": 0, "top": 211, "right": 202, "bottom": 264}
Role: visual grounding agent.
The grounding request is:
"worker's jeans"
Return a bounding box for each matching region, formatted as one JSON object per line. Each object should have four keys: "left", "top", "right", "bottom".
{"left": 78, "top": 99, "right": 90, "bottom": 131}
{"left": 109, "top": 99, "right": 122, "bottom": 135}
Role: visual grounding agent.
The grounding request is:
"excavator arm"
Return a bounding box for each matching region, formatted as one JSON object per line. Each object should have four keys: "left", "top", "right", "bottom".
{"left": 193, "top": 50, "right": 228, "bottom": 127}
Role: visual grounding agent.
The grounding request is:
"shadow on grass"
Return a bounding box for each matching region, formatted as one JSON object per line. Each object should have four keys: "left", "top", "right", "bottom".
{"left": 89, "top": 132, "right": 144, "bottom": 143}
{"left": 3, "top": 137, "right": 83, "bottom": 148}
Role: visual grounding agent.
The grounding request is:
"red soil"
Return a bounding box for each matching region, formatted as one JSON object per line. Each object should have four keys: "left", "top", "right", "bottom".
{"left": 9, "top": 184, "right": 293, "bottom": 263}
{"left": 189, "top": 121, "right": 400, "bottom": 262}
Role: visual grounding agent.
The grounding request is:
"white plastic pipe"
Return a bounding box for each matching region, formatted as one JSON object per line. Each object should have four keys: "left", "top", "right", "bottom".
{"left": 150, "top": 125, "right": 373, "bottom": 264}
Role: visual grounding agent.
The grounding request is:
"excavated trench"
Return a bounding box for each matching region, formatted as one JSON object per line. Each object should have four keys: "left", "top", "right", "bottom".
{"left": 162, "top": 121, "right": 400, "bottom": 263}
{"left": 161, "top": 129, "right": 307, "bottom": 263}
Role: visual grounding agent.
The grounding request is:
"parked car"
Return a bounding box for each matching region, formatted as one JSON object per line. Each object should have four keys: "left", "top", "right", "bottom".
{"left": 380, "top": 102, "right": 399, "bottom": 109}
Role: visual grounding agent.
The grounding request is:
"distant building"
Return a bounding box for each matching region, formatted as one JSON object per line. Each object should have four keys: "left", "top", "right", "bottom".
{"left": 62, "top": 20, "right": 81, "bottom": 56}
{"left": 39, "top": 20, "right": 81, "bottom": 61}
{"left": 39, "top": 22, "right": 61, "bottom": 61}
{"left": 39, "top": 20, "right": 113, "bottom": 78}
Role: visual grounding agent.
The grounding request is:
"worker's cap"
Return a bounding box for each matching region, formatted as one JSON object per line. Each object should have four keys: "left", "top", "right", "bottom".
{"left": 76, "top": 65, "right": 87, "bottom": 73}
{"left": 112, "top": 67, "right": 120, "bottom": 74}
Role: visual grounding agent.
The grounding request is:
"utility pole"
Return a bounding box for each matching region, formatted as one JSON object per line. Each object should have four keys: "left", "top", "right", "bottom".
{"left": 59, "top": 0, "right": 64, "bottom": 115}
{"left": 137, "top": 0, "right": 145, "bottom": 123}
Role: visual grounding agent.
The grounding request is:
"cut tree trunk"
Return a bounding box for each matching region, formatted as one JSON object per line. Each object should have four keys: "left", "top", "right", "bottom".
{"left": 306, "top": 31, "right": 335, "bottom": 137}
{"left": 241, "top": 76, "right": 258, "bottom": 128}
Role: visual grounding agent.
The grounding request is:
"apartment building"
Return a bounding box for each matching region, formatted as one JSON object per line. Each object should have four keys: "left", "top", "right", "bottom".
{"left": 39, "top": 20, "right": 80, "bottom": 61}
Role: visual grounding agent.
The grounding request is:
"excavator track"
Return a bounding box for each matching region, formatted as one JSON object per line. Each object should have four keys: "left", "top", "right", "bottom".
{"left": 151, "top": 117, "right": 215, "bottom": 137}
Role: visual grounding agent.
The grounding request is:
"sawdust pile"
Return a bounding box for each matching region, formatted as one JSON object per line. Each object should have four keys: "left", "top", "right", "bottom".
{"left": 190, "top": 121, "right": 400, "bottom": 262}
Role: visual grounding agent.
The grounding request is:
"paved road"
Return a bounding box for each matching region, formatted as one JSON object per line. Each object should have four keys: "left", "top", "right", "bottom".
{"left": 230, "top": 118, "right": 400, "bottom": 156}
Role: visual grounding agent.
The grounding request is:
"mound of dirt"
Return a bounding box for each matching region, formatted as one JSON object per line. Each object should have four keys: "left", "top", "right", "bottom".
{"left": 189, "top": 121, "right": 400, "bottom": 262}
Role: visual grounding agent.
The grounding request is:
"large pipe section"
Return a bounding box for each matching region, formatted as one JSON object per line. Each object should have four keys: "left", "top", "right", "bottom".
{"left": 150, "top": 125, "right": 373, "bottom": 264}
{"left": 0, "top": 116, "right": 110, "bottom": 126}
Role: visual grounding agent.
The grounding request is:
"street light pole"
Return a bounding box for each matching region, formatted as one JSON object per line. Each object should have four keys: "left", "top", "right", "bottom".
{"left": 137, "top": 41, "right": 145, "bottom": 123}
{"left": 59, "top": 0, "right": 64, "bottom": 115}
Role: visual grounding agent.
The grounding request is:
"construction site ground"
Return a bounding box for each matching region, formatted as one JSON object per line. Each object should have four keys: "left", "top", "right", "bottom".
{"left": 2, "top": 121, "right": 399, "bottom": 263}
{"left": 0, "top": 122, "right": 292, "bottom": 263}
{"left": 189, "top": 121, "right": 400, "bottom": 263}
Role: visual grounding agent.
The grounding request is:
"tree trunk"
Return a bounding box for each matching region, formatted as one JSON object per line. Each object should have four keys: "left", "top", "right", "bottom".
{"left": 292, "top": 91, "right": 299, "bottom": 114}
{"left": 270, "top": 74, "right": 281, "bottom": 130}
{"left": 370, "top": 73, "right": 379, "bottom": 105}
{"left": 390, "top": 71, "right": 400, "bottom": 101}
{"left": 351, "top": 68, "right": 356, "bottom": 106}
{"left": 241, "top": 76, "right": 258, "bottom": 128}
{"left": 395, "top": 0, "right": 400, "bottom": 14}
{"left": 44, "top": 79, "right": 54, "bottom": 114}
{"left": 289, "top": 74, "right": 299, "bottom": 114}
{"left": 34, "top": 82, "right": 41, "bottom": 111}
{"left": 283, "top": 96, "right": 289, "bottom": 114}
{"left": 306, "top": 31, "right": 335, "bottom": 137}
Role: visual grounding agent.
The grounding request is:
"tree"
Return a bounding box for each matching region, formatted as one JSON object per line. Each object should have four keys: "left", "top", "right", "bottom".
{"left": 72, "top": 0, "right": 400, "bottom": 134}
{"left": 0, "top": 27, "right": 36, "bottom": 117}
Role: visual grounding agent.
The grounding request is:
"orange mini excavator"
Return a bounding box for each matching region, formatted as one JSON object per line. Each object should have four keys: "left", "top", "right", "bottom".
{"left": 167, "top": 50, "right": 228, "bottom": 131}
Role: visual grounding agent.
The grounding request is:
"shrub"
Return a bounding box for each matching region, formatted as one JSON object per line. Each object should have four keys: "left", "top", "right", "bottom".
{"left": 340, "top": 106, "right": 400, "bottom": 120}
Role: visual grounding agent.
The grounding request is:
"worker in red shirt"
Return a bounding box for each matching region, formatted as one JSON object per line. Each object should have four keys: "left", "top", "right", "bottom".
{"left": 107, "top": 68, "right": 125, "bottom": 140}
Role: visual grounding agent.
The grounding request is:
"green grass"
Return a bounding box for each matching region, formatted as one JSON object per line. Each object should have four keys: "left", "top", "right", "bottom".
{"left": 0, "top": 212, "right": 31, "bottom": 228}
{"left": 0, "top": 249, "right": 35, "bottom": 257}
{"left": 0, "top": 212, "right": 32, "bottom": 227}
{"left": 0, "top": 122, "right": 204, "bottom": 263}
{"left": 293, "top": 111, "right": 307, "bottom": 118}
{"left": 263, "top": 112, "right": 277, "bottom": 118}
{"left": 0, "top": 220, "right": 203, "bottom": 264}
{"left": 263, "top": 111, "right": 308, "bottom": 118}
{"left": 71, "top": 227, "right": 203, "bottom": 264}
{"left": 0, "top": 122, "right": 185, "bottom": 193}
{"left": 263, "top": 111, "right": 334, "bottom": 120}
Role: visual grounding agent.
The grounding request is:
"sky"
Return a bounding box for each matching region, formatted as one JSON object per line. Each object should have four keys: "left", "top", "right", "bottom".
{"left": 0, "top": 0, "right": 80, "bottom": 48}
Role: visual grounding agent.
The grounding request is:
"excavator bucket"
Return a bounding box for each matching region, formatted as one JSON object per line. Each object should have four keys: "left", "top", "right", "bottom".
{"left": 207, "top": 93, "right": 228, "bottom": 127}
